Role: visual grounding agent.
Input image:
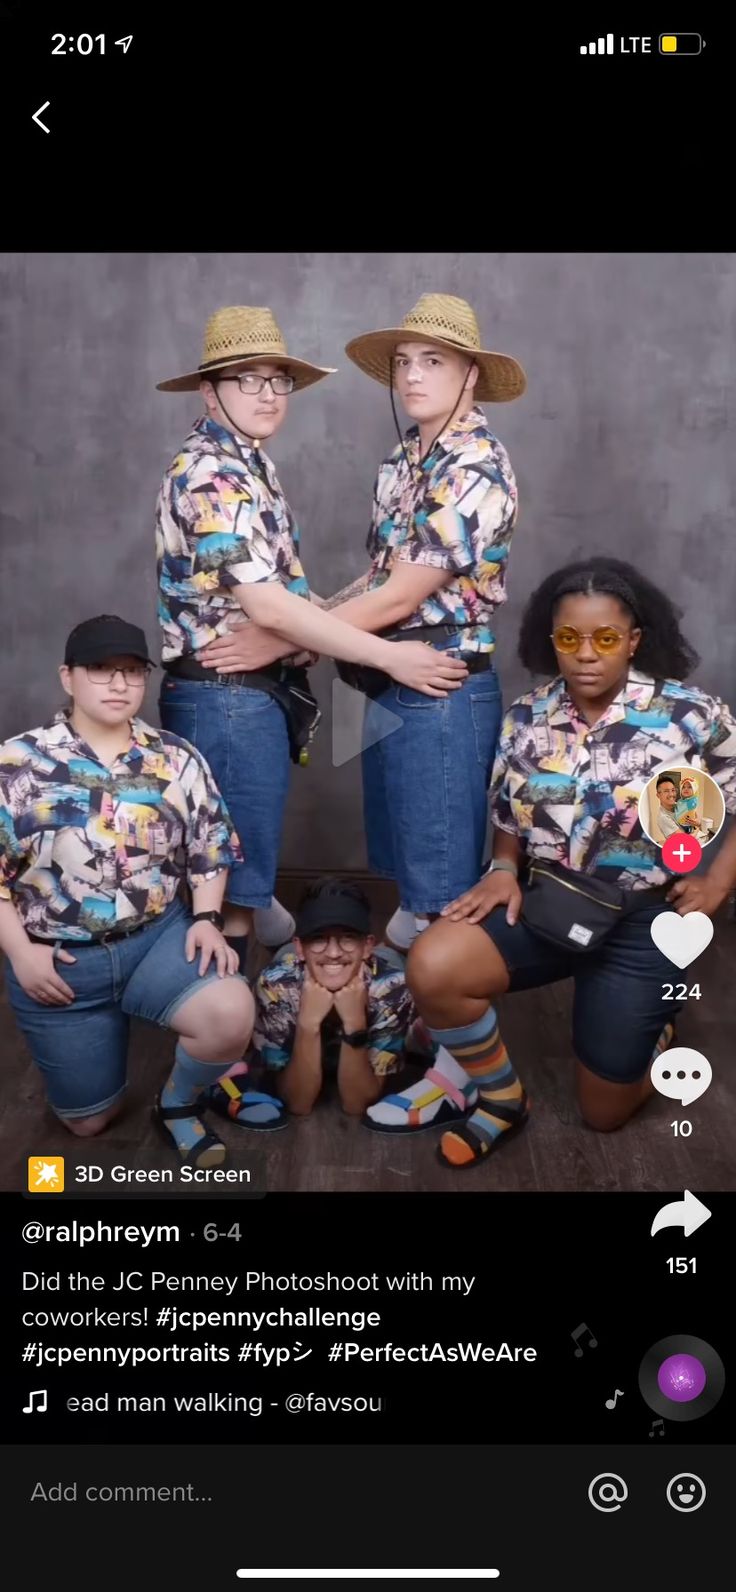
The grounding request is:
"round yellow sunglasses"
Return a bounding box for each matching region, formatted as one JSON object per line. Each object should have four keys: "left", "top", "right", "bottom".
{"left": 551, "top": 625, "right": 630, "bottom": 655}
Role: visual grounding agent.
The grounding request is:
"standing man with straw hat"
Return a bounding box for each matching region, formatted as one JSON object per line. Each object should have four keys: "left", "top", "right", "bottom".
{"left": 155, "top": 305, "right": 468, "bottom": 1016}
{"left": 331, "top": 292, "right": 527, "bottom": 1136}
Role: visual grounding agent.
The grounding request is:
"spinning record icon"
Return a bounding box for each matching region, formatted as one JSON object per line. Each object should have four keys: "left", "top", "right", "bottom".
{"left": 638, "top": 1335, "right": 725, "bottom": 1421}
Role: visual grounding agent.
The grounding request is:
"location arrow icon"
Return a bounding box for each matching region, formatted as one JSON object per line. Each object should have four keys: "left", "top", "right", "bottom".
{"left": 650, "top": 1189, "right": 711, "bottom": 1238}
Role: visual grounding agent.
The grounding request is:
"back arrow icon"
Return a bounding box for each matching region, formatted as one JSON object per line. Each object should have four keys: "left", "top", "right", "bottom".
{"left": 32, "top": 101, "right": 51, "bottom": 133}
{"left": 650, "top": 1188, "right": 711, "bottom": 1238}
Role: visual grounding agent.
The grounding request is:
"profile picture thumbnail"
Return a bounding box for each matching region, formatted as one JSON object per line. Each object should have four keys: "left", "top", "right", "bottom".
{"left": 639, "top": 766, "right": 725, "bottom": 849}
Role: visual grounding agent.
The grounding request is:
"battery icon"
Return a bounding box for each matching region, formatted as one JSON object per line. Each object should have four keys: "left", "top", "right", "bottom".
{"left": 659, "top": 33, "right": 703, "bottom": 54}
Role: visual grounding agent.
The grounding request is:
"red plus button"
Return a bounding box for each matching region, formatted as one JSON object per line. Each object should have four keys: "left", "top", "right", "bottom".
{"left": 662, "top": 833, "right": 703, "bottom": 873}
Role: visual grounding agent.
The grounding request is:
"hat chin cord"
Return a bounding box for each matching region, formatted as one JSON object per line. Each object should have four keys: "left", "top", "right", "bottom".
{"left": 389, "top": 357, "right": 476, "bottom": 481}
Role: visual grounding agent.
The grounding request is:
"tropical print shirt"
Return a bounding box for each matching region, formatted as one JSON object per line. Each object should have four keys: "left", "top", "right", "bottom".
{"left": 156, "top": 415, "right": 310, "bottom": 661}
{"left": 366, "top": 407, "right": 518, "bottom": 653}
{"left": 0, "top": 713, "right": 239, "bottom": 940}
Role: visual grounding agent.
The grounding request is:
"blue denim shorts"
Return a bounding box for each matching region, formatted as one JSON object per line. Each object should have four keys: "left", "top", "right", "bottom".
{"left": 362, "top": 667, "right": 502, "bottom": 915}
{"left": 159, "top": 676, "right": 291, "bottom": 909}
{"left": 5, "top": 899, "right": 244, "bottom": 1118}
{"left": 480, "top": 894, "right": 685, "bottom": 1083}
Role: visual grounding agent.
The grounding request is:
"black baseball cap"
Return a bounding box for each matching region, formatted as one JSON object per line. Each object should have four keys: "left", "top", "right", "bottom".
{"left": 64, "top": 615, "right": 154, "bottom": 668}
{"left": 295, "top": 887, "right": 371, "bottom": 941}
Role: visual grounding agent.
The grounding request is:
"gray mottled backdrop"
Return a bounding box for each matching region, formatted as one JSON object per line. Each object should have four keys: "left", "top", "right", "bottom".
{"left": 1, "top": 253, "right": 734, "bottom": 867}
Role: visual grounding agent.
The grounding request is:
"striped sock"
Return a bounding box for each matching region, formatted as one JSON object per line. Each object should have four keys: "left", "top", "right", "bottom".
{"left": 429, "top": 1009, "right": 528, "bottom": 1169}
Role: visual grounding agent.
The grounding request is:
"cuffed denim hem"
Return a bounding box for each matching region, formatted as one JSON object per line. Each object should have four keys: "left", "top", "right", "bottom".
{"left": 53, "top": 1083, "right": 128, "bottom": 1121}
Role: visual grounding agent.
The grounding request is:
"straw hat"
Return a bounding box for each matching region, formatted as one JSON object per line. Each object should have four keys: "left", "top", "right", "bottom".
{"left": 156, "top": 306, "right": 336, "bottom": 393}
{"left": 345, "top": 293, "right": 526, "bottom": 403}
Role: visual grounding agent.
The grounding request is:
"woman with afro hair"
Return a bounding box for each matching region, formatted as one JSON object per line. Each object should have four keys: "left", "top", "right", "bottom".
{"left": 366, "top": 557, "right": 736, "bottom": 1169}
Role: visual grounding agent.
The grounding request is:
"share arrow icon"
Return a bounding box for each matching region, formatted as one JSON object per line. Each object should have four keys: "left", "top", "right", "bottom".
{"left": 115, "top": 35, "right": 133, "bottom": 52}
{"left": 650, "top": 1189, "right": 711, "bottom": 1238}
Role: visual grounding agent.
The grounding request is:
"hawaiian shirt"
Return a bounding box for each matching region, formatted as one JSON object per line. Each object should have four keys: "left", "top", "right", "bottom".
{"left": 0, "top": 713, "right": 240, "bottom": 940}
{"left": 156, "top": 415, "right": 310, "bottom": 661}
{"left": 366, "top": 407, "right": 518, "bottom": 653}
{"left": 253, "top": 946, "right": 417, "bottom": 1077}
{"left": 490, "top": 669, "right": 736, "bottom": 890}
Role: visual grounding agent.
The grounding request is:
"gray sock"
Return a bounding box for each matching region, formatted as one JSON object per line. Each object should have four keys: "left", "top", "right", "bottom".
{"left": 253, "top": 897, "right": 296, "bottom": 948}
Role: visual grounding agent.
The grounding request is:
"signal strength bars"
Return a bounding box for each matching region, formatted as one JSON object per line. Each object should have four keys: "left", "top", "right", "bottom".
{"left": 580, "top": 34, "right": 615, "bottom": 54}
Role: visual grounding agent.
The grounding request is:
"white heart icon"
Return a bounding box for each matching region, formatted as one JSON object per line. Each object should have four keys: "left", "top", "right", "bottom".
{"left": 650, "top": 911, "right": 714, "bottom": 969}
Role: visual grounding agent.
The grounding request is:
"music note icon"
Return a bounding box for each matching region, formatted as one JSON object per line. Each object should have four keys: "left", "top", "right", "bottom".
{"left": 22, "top": 1389, "right": 48, "bottom": 1414}
{"left": 571, "top": 1323, "right": 598, "bottom": 1357}
{"left": 649, "top": 1418, "right": 665, "bottom": 1438}
{"left": 605, "top": 1389, "right": 624, "bottom": 1410}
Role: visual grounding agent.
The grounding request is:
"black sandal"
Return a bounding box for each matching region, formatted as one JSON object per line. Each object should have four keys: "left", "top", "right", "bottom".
{"left": 153, "top": 1094, "right": 227, "bottom": 1169}
{"left": 437, "top": 1092, "right": 530, "bottom": 1170}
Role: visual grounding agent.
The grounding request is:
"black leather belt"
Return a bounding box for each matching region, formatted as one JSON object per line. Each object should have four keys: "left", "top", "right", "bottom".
{"left": 164, "top": 655, "right": 286, "bottom": 690}
{"left": 337, "top": 628, "right": 495, "bottom": 697}
{"left": 455, "top": 653, "right": 494, "bottom": 675}
{"left": 385, "top": 625, "right": 495, "bottom": 671}
{"left": 27, "top": 919, "right": 151, "bottom": 947}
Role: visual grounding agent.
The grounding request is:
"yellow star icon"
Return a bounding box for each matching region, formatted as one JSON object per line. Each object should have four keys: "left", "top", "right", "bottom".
{"left": 28, "top": 1156, "right": 64, "bottom": 1193}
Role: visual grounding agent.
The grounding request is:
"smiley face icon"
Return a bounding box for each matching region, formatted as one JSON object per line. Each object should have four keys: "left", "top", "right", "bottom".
{"left": 666, "top": 1473, "right": 706, "bottom": 1513}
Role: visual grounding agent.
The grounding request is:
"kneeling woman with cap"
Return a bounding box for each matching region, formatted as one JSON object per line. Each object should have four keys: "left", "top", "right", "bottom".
{"left": 0, "top": 615, "right": 285, "bottom": 1170}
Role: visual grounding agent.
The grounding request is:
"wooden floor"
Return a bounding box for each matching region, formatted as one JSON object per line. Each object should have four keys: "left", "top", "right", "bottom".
{"left": 2, "top": 877, "right": 734, "bottom": 1193}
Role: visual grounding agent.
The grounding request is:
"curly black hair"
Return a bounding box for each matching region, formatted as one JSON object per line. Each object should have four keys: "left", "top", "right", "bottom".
{"left": 518, "top": 557, "right": 700, "bottom": 680}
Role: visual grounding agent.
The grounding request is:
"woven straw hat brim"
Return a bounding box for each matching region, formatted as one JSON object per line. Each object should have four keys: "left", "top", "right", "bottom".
{"left": 157, "top": 353, "right": 336, "bottom": 394}
{"left": 345, "top": 328, "right": 526, "bottom": 403}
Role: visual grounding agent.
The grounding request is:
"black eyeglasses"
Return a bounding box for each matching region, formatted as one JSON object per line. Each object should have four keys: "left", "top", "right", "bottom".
{"left": 216, "top": 373, "right": 295, "bottom": 396}
{"left": 303, "top": 933, "right": 363, "bottom": 953}
{"left": 84, "top": 664, "right": 151, "bottom": 686}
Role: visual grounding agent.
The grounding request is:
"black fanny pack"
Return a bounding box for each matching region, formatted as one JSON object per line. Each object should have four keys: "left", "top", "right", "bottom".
{"left": 519, "top": 861, "right": 658, "bottom": 953}
{"left": 263, "top": 669, "right": 321, "bottom": 763}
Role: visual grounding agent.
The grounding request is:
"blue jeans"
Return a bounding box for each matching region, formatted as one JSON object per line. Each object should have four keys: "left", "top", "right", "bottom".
{"left": 159, "top": 676, "right": 290, "bottom": 909}
{"left": 5, "top": 899, "right": 241, "bottom": 1118}
{"left": 362, "top": 667, "right": 502, "bottom": 914}
{"left": 480, "top": 895, "right": 685, "bottom": 1083}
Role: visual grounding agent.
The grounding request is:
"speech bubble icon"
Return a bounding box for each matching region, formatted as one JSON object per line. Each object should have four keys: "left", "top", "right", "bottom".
{"left": 650, "top": 911, "right": 714, "bottom": 970}
{"left": 651, "top": 1047, "right": 712, "bottom": 1108}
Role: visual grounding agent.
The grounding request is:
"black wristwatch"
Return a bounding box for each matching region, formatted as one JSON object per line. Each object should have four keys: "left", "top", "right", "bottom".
{"left": 192, "top": 910, "right": 225, "bottom": 932}
{"left": 339, "top": 1028, "right": 371, "bottom": 1048}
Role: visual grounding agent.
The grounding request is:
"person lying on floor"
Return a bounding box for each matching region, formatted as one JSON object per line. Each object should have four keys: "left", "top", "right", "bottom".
{"left": 249, "top": 877, "right": 435, "bottom": 1117}
{"left": 0, "top": 615, "right": 284, "bottom": 1172}
{"left": 371, "top": 556, "right": 736, "bottom": 1166}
